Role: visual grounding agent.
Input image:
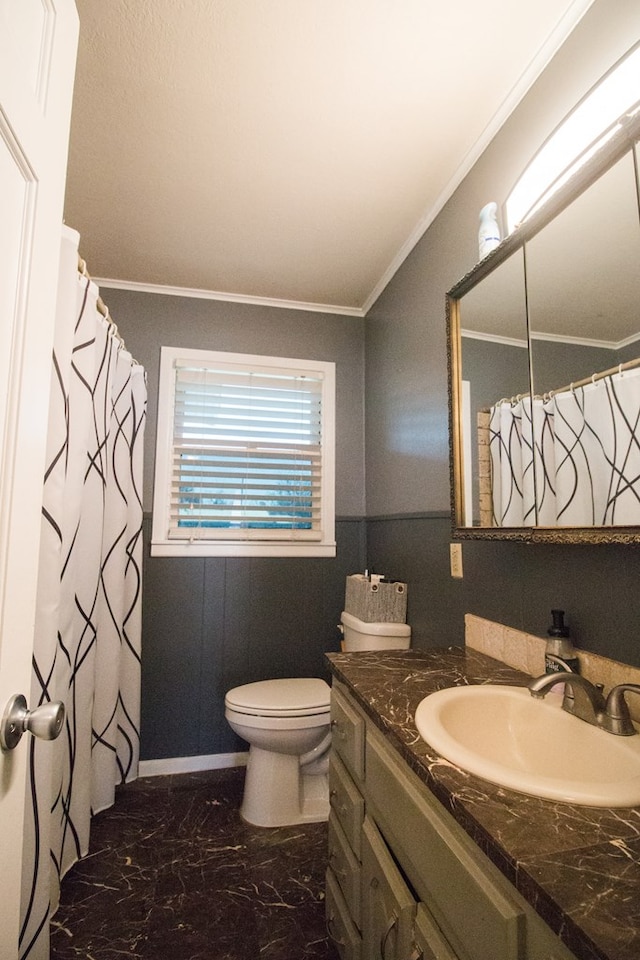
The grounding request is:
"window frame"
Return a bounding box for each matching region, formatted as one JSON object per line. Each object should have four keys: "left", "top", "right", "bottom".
{"left": 151, "top": 346, "right": 336, "bottom": 557}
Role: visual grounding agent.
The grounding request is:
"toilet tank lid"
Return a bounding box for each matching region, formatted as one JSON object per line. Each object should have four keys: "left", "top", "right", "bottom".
{"left": 340, "top": 610, "right": 411, "bottom": 636}
{"left": 225, "top": 677, "right": 330, "bottom": 713}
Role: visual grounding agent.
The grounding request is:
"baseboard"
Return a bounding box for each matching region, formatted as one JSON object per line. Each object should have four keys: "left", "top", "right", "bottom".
{"left": 138, "top": 751, "right": 248, "bottom": 777}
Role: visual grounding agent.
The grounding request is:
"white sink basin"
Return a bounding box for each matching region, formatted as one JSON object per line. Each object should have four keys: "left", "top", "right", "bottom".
{"left": 414, "top": 684, "right": 640, "bottom": 807}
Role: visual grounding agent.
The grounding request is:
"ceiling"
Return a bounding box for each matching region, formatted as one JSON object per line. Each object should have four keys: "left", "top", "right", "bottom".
{"left": 64, "top": 0, "right": 594, "bottom": 316}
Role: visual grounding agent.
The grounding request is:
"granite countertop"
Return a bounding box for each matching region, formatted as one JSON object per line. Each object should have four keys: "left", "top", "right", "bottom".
{"left": 326, "top": 647, "right": 640, "bottom": 960}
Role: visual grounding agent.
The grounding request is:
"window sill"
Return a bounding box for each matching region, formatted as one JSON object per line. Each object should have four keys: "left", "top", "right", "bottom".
{"left": 150, "top": 540, "right": 337, "bottom": 558}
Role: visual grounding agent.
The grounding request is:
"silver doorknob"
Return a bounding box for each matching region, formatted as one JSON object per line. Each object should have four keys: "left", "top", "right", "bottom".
{"left": 0, "top": 694, "right": 65, "bottom": 751}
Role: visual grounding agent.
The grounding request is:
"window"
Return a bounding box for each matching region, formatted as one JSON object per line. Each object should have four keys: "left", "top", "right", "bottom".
{"left": 151, "top": 347, "right": 336, "bottom": 557}
{"left": 506, "top": 42, "right": 640, "bottom": 232}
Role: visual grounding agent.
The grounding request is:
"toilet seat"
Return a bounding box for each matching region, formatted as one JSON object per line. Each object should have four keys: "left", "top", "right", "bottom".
{"left": 225, "top": 678, "right": 330, "bottom": 718}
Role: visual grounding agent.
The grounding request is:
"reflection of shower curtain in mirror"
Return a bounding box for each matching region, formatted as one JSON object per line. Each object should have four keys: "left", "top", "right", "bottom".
{"left": 489, "top": 397, "right": 536, "bottom": 526}
{"left": 490, "top": 367, "right": 640, "bottom": 526}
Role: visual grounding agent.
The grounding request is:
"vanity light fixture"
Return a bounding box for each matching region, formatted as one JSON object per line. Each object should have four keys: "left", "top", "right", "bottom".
{"left": 505, "top": 42, "right": 640, "bottom": 232}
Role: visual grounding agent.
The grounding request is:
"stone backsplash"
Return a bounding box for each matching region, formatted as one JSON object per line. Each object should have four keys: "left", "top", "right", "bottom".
{"left": 465, "top": 613, "right": 640, "bottom": 723}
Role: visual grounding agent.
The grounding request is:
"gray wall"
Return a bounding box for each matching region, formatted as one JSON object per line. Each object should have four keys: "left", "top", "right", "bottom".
{"left": 106, "top": 289, "right": 366, "bottom": 759}
{"left": 367, "top": 516, "right": 640, "bottom": 666}
{"left": 365, "top": 0, "right": 640, "bottom": 667}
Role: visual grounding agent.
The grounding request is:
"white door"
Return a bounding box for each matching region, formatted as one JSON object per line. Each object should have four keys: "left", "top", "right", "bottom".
{"left": 0, "top": 2, "right": 78, "bottom": 957}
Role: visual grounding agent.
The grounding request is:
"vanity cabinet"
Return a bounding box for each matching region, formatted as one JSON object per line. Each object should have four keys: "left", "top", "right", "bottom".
{"left": 326, "top": 682, "right": 579, "bottom": 960}
{"left": 327, "top": 684, "right": 366, "bottom": 959}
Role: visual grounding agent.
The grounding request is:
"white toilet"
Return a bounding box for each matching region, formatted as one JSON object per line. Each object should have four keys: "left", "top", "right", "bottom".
{"left": 225, "top": 613, "right": 411, "bottom": 827}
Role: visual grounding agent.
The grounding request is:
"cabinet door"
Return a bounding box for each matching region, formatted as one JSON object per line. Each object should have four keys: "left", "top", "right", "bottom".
{"left": 525, "top": 916, "right": 582, "bottom": 960}
{"left": 327, "top": 867, "right": 363, "bottom": 960}
{"left": 362, "top": 818, "right": 417, "bottom": 960}
{"left": 330, "top": 752, "right": 365, "bottom": 858}
{"left": 329, "top": 813, "right": 362, "bottom": 927}
{"left": 332, "top": 684, "right": 366, "bottom": 780}
{"left": 413, "top": 904, "right": 459, "bottom": 960}
{"left": 365, "top": 726, "right": 524, "bottom": 960}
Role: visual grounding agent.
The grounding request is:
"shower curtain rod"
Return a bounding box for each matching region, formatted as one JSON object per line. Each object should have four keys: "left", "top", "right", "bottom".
{"left": 486, "top": 354, "right": 640, "bottom": 410}
{"left": 543, "top": 355, "right": 640, "bottom": 399}
{"left": 77, "top": 254, "right": 137, "bottom": 361}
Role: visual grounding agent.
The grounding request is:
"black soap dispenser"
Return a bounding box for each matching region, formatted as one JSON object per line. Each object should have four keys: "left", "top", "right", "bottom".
{"left": 545, "top": 609, "right": 580, "bottom": 674}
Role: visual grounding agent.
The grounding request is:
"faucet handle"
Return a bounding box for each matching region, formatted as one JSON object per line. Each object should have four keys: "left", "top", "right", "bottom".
{"left": 604, "top": 684, "right": 640, "bottom": 736}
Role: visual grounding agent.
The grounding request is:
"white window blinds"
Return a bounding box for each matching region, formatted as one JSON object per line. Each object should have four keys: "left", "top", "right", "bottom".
{"left": 152, "top": 348, "right": 336, "bottom": 555}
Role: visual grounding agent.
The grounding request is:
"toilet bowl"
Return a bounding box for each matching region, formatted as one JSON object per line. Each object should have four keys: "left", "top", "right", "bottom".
{"left": 225, "top": 678, "right": 331, "bottom": 827}
{"left": 225, "top": 615, "right": 411, "bottom": 827}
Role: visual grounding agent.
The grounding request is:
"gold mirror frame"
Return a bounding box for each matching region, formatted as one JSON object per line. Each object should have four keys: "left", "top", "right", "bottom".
{"left": 447, "top": 113, "right": 640, "bottom": 544}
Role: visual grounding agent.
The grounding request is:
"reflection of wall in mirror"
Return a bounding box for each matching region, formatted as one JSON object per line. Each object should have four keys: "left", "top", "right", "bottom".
{"left": 462, "top": 336, "right": 529, "bottom": 409}
{"left": 529, "top": 338, "right": 620, "bottom": 396}
{"left": 524, "top": 152, "right": 640, "bottom": 347}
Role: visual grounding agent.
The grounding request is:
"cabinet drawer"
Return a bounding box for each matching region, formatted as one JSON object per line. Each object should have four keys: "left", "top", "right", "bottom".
{"left": 365, "top": 725, "right": 525, "bottom": 960}
{"left": 331, "top": 684, "right": 365, "bottom": 780}
{"left": 326, "top": 866, "right": 363, "bottom": 960}
{"left": 329, "top": 813, "right": 362, "bottom": 928}
{"left": 361, "top": 817, "right": 417, "bottom": 960}
{"left": 329, "top": 752, "right": 365, "bottom": 859}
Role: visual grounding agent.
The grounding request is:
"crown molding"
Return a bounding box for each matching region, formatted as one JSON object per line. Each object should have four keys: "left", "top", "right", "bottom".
{"left": 94, "top": 277, "right": 365, "bottom": 318}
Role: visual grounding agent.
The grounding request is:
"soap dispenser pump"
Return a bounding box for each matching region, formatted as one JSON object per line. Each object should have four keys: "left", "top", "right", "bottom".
{"left": 545, "top": 609, "right": 580, "bottom": 674}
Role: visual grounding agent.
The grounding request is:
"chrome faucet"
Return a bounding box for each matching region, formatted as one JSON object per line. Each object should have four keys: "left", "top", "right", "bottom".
{"left": 528, "top": 672, "right": 606, "bottom": 725}
{"left": 528, "top": 672, "right": 640, "bottom": 736}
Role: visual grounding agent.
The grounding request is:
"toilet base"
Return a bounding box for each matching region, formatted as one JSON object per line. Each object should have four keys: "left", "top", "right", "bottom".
{"left": 240, "top": 745, "right": 329, "bottom": 827}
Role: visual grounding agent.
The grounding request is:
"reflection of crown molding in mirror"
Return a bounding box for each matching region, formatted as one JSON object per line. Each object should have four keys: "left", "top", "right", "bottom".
{"left": 447, "top": 112, "right": 640, "bottom": 544}
{"left": 463, "top": 328, "right": 640, "bottom": 352}
{"left": 462, "top": 329, "right": 528, "bottom": 349}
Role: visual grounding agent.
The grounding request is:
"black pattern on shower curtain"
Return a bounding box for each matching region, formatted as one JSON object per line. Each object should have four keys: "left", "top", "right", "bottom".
{"left": 19, "top": 226, "right": 146, "bottom": 960}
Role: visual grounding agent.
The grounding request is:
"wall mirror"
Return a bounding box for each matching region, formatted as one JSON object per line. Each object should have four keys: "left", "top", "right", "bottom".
{"left": 447, "top": 113, "right": 640, "bottom": 543}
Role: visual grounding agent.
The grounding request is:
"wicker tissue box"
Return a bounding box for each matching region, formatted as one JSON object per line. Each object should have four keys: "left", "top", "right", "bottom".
{"left": 344, "top": 574, "right": 407, "bottom": 623}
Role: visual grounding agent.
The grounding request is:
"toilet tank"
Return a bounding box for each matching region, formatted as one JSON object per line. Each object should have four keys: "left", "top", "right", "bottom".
{"left": 339, "top": 611, "right": 411, "bottom": 651}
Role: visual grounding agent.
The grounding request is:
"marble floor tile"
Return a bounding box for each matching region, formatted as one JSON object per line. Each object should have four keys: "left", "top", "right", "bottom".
{"left": 50, "top": 767, "right": 339, "bottom": 960}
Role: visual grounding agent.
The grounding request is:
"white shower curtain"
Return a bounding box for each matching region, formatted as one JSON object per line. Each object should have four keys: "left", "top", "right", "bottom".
{"left": 489, "top": 367, "right": 640, "bottom": 526}
{"left": 553, "top": 369, "right": 640, "bottom": 525}
{"left": 19, "top": 226, "right": 146, "bottom": 960}
{"left": 488, "top": 396, "right": 537, "bottom": 526}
